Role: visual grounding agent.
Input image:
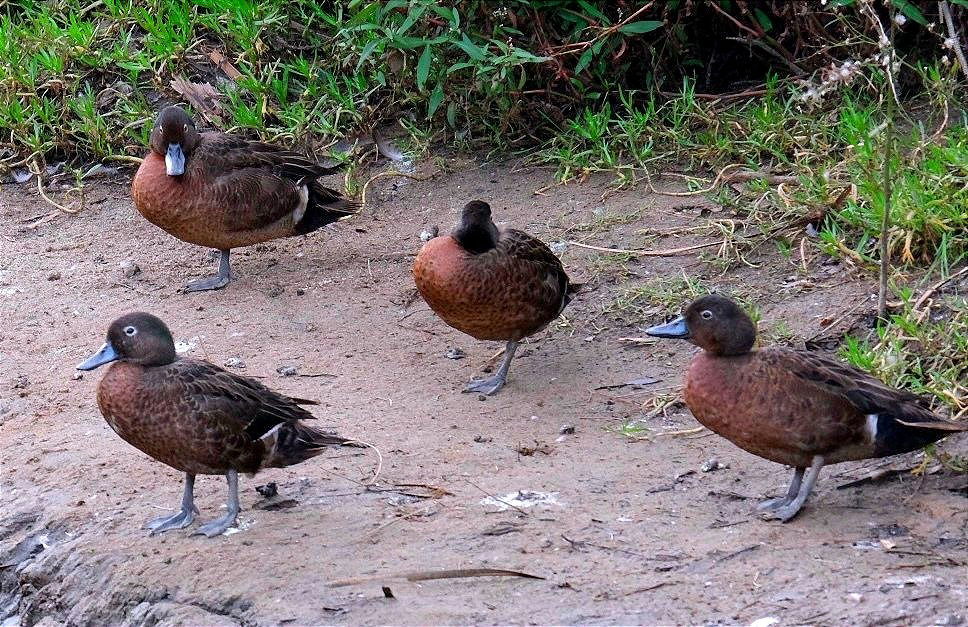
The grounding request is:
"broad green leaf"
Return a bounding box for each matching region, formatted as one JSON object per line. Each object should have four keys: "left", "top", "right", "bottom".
{"left": 510, "top": 49, "right": 550, "bottom": 62}
{"left": 416, "top": 44, "right": 432, "bottom": 90}
{"left": 428, "top": 83, "right": 444, "bottom": 117}
{"left": 346, "top": 2, "right": 380, "bottom": 28}
{"left": 575, "top": 47, "right": 594, "bottom": 74}
{"left": 890, "top": 0, "right": 927, "bottom": 25}
{"left": 454, "top": 34, "right": 485, "bottom": 60}
{"left": 446, "top": 101, "right": 456, "bottom": 127}
{"left": 577, "top": 1, "right": 608, "bottom": 22}
{"left": 379, "top": 0, "right": 407, "bottom": 19}
{"left": 356, "top": 39, "right": 381, "bottom": 71}
{"left": 397, "top": 5, "right": 427, "bottom": 36}
{"left": 619, "top": 20, "right": 664, "bottom": 35}
{"left": 430, "top": 6, "right": 457, "bottom": 25}
{"left": 447, "top": 61, "right": 475, "bottom": 74}
{"left": 753, "top": 9, "right": 773, "bottom": 32}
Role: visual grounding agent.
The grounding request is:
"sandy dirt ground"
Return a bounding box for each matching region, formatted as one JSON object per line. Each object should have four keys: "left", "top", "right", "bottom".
{"left": 1, "top": 158, "right": 965, "bottom": 626}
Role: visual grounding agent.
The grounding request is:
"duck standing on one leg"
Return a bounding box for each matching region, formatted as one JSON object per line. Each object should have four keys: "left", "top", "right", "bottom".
{"left": 413, "top": 200, "right": 578, "bottom": 395}
{"left": 647, "top": 294, "right": 967, "bottom": 522}
{"left": 131, "top": 106, "right": 357, "bottom": 292}
{"left": 78, "top": 312, "right": 355, "bottom": 537}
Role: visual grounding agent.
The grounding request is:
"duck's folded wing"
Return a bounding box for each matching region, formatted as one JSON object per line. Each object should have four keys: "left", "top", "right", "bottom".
{"left": 197, "top": 135, "right": 354, "bottom": 231}
{"left": 768, "top": 348, "right": 948, "bottom": 425}
{"left": 501, "top": 229, "right": 572, "bottom": 313}
{"left": 201, "top": 133, "right": 345, "bottom": 179}
{"left": 170, "top": 360, "right": 317, "bottom": 442}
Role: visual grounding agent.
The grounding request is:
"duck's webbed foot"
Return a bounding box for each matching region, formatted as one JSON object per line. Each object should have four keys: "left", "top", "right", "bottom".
{"left": 184, "top": 249, "right": 232, "bottom": 292}
{"left": 760, "top": 457, "right": 824, "bottom": 523}
{"left": 462, "top": 341, "right": 519, "bottom": 396}
{"left": 756, "top": 467, "right": 805, "bottom": 513}
{"left": 145, "top": 473, "right": 198, "bottom": 535}
{"left": 463, "top": 373, "right": 509, "bottom": 396}
{"left": 192, "top": 470, "right": 240, "bottom": 538}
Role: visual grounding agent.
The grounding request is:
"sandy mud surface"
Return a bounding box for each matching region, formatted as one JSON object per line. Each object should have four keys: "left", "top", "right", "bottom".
{"left": 1, "top": 159, "right": 965, "bottom": 625}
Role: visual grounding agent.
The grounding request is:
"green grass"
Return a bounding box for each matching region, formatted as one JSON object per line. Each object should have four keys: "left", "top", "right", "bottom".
{"left": 0, "top": 0, "right": 550, "bottom": 165}
{"left": 839, "top": 289, "right": 967, "bottom": 420}
{"left": 536, "top": 75, "right": 968, "bottom": 272}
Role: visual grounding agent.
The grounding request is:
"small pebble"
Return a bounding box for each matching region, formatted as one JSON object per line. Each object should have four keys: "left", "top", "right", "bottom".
{"left": 846, "top": 592, "right": 863, "bottom": 603}
{"left": 700, "top": 458, "right": 727, "bottom": 472}
{"left": 223, "top": 358, "right": 246, "bottom": 369}
{"left": 445, "top": 347, "right": 465, "bottom": 360}
{"left": 419, "top": 226, "right": 439, "bottom": 241}
{"left": 559, "top": 424, "right": 575, "bottom": 435}
{"left": 47, "top": 271, "right": 61, "bottom": 281}
{"left": 276, "top": 365, "right": 299, "bottom": 377}
{"left": 119, "top": 260, "right": 140, "bottom": 278}
{"left": 71, "top": 372, "right": 83, "bottom": 381}
{"left": 296, "top": 288, "right": 305, "bottom": 296}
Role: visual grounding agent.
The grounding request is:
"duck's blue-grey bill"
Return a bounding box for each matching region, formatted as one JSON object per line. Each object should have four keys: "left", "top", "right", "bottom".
{"left": 165, "top": 143, "right": 185, "bottom": 176}
{"left": 645, "top": 316, "right": 690, "bottom": 339}
{"left": 77, "top": 342, "right": 119, "bottom": 370}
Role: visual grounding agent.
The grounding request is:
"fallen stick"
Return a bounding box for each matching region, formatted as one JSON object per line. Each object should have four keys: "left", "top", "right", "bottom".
{"left": 567, "top": 240, "right": 720, "bottom": 257}
{"left": 913, "top": 265, "right": 968, "bottom": 312}
{"left": 326, "top": 568, "right": 544, "bottom": 587}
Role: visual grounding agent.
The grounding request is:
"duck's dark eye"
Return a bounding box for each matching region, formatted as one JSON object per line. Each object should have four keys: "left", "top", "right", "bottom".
{"left": 183, "top": 124, "right": 189, "bottom": 132}
{"left": 124, "top": 326, "right": 137, "bottom": 336}
{"left": 700, "top": 310, "right": 713, "bottom": 320}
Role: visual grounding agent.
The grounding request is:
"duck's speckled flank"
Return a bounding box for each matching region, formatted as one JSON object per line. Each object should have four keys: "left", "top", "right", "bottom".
{"left": 413, "top": 229, "right": 572, "bottom": 342}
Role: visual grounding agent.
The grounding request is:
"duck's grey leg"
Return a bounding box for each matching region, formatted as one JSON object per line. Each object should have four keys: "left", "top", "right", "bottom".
{"left": 756, "top": 466, "right": 805, "bottom": 512}
{"left": 463, "top": 341, "right": 518, "bottom": 395}
{"left": 145, "top": 473, "right": 198, "bottom": 535}
{"left": 193, "top": 470, "right": 240, "bottom": 537}
{"left": 761, "top": 456, "right": 825, "bottom": 522}
{"left": 185, "top": 249, "right": 232, "bottom": 292}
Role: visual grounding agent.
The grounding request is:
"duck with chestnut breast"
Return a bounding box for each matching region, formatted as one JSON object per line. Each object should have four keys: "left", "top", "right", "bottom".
{"left": 647, "top": 294, "right": 966, "bottom": 522}
{"left": 413, "top": 200, "right": 578, "bottom": 395}
{"left": 131, "top": 106, "right": 357, "bottom": 292}
{"left": 78, "top": 312, "right": 356, "bottom": 537}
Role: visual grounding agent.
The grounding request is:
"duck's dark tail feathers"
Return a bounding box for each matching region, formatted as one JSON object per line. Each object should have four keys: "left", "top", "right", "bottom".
{"left": 295, "top": 182, "right": 360, "bottom": 235}
{"left": 874, "top": 416, "right": 967, "bottom": 457}
{"left": 263, "top": 421, "right": 356, "bottom": 469}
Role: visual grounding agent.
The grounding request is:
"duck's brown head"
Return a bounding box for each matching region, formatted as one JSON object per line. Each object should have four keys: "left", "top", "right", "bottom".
{"left": 148, "top": 106, "right": 201, "bottom": 177}
{"left": 646, "top": 294, "right": 756, "bottom": 356}
{"left": 77, "top": 312, "right": 177, "bottom": 370}
{"left": 453, "top": 200, "right": 500, "bottom": 254}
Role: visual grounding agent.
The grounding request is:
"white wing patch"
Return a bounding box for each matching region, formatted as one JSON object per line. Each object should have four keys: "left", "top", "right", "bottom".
{"left": 865, "top": 414, "right": 879, "bottom": 442}
{"left": 292, "top": 183, "right": 309, "bottom": 225}
{"left": 260, "top": 422, "right": 282, "bottom": 443}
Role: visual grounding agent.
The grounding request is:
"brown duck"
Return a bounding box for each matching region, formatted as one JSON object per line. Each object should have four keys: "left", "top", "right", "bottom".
{"left": 412, "top": 200, "right": 577, "bottom": 395}
{"left": 78, "top": 312, "right": 353, "bottom": 536}
{"left": 131, "top": 106, "right": 357, "bottom": 291}
{"left": 647, "top": 294, "right": 966, "bottom": 522}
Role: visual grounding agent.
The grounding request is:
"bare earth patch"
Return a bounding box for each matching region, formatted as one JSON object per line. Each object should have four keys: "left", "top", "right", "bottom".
{"left": 1, "top": 160, "right": 965, "bottom": 626}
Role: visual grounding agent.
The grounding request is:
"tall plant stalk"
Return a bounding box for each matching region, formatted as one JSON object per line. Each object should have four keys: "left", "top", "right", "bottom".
{"left": 877, "top": 6, "right": 897, "bottom": 320}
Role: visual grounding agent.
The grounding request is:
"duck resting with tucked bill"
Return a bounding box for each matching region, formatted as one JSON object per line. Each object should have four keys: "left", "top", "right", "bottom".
{"left": 647, "top": 294, "right": 966, "bottom": 522}
{"left": 78, "top": 312, "right": 356, "bottom": 537}
{"left": 131, "top": 106, "right": 357, "bottom": 291}
{"left": 413, "top": 200, "right": 578, "bottom": 395}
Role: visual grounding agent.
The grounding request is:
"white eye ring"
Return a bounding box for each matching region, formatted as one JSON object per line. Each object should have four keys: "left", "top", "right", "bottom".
{"left": 183, "top": 123, "right": 189, "bottom": 132}
{"left": 123, "top": 326, "right": 137, "bottom": 336}
{"left": 700, "top": 310, "right": 713, "bottom": 320}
